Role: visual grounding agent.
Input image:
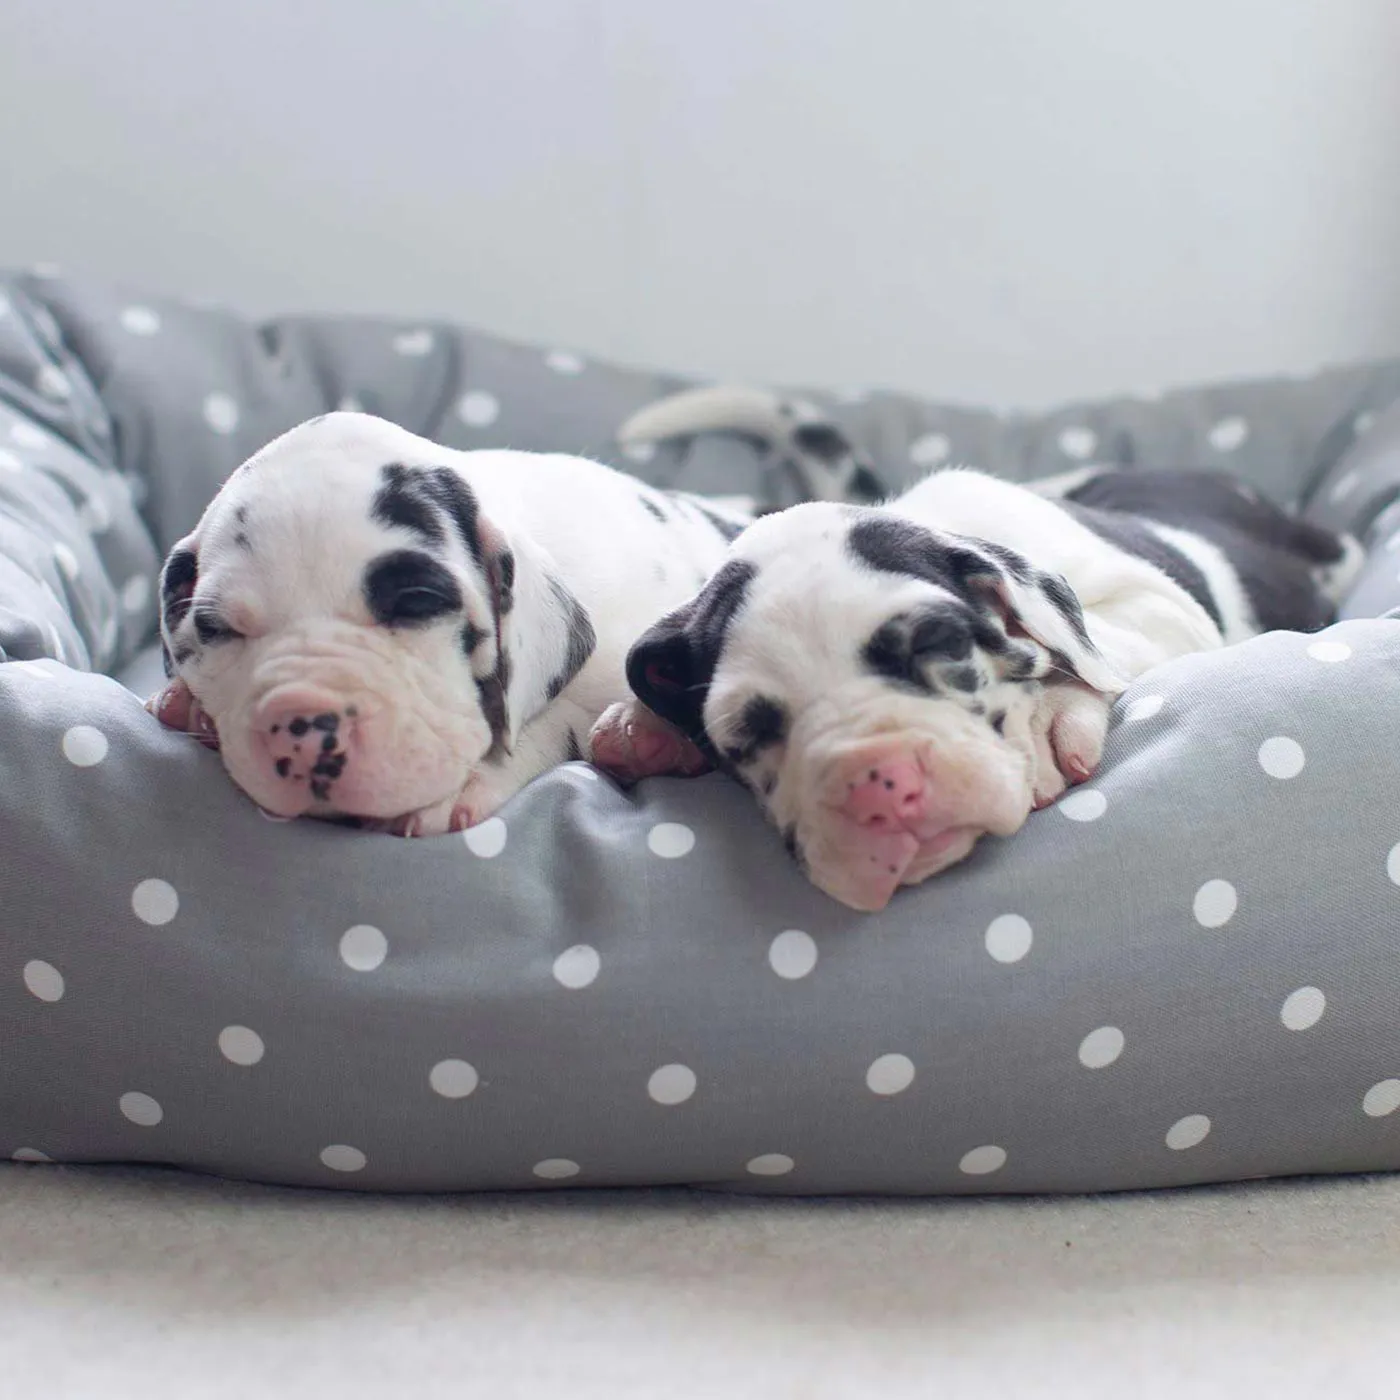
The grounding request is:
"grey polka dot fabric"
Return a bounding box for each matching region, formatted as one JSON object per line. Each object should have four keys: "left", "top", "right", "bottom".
{"left": 4, "top": 269, "right": 1400, "bottom": 1194}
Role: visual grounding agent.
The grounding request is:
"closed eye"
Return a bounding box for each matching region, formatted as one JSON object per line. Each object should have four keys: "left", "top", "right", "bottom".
{"left": 363, "top": 550, "right": 464, "bottom": 627}
{"left": 193, "top": 608, "right": 244, "bottom": 645}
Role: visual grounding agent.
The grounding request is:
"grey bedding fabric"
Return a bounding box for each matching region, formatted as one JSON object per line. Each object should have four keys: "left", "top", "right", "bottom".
{"left": 5, "top": 267, "right": 1400, "bottom": 1195}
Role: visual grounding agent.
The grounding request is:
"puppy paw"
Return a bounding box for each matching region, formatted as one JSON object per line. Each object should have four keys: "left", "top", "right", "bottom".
{"left": 146, "top": 678, "right": 220, "bottom": 751}
{"left": 587, "top": 700, "right": 711, "bottom": 782}
{"left": 1029, "top": 683, "right": 1111, "bottom": 806}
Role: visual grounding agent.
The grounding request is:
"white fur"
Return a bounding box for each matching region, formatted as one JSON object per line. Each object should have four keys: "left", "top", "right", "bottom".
{"left": 166, "top": 412, "right": 739, "bottom": 833}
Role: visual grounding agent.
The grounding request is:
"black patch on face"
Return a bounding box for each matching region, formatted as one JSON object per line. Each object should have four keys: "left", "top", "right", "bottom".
{"left": 543, "top": 577, "right": 597, "bottom": 702}
{"left": 847, "top": 515, "right": 995, "bottom": 594}
{"left": 461, "top": 620, "right": 488, "bottom": 655}
{"left": 990, "top": 709, "right": 1006, "bottom": 735}
{"left": 233, "top": 533, "right": 251, "bottom": 552}
{"left": 862, "top": 606, "right": 975, "bottom": 693}
{"left": 363, "top": 550, "right": 463, "bottom": 627}
{"left": 722, "top": 694, "right": 789, "bottom": 767}
{"left": 491, "top": 549, "right": 516, "bottom": 614}
{"left": 625, "top": 559, "right": 758, "bottom": 747}
{"left": 372, "top": 464, "right": 446, "bottom": 546}
{"left": 640, "top": 494, "right": 668, "bottom": 523}
{"left": 192, "top": 608, "right": 241, "bottom": 646}
{"left": 944, "top": 664, "right": 980, "bottom": 692}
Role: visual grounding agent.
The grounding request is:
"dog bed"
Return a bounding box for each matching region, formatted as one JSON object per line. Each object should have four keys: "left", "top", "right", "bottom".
{"left": 5, "top": 269, "right": 1400, "bottom": 1195}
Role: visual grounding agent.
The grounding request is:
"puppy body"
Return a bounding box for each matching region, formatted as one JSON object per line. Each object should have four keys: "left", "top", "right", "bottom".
{"left": 160, "top": 411, "right": 746, "bottom": 832}
{"left": 597, "top": 390, "right": 1358, "bottom": 910}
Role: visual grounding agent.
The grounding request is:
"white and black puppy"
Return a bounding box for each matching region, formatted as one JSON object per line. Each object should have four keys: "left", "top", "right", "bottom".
{"left": 156, "top": 411, "right": 747, "bottom": 834}
{"left": 593, "top": 391, "right": 1360, "bottom": 911}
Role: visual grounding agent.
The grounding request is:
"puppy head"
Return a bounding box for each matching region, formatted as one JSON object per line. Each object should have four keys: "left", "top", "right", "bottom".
{"left": 627, "top": 503, "right": 1124, "bottom": 911}
{"left": 160, "top": 412, "right": 594, "bottom": 826}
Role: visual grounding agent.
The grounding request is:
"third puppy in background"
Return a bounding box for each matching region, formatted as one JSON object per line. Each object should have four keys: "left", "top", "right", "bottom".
{"left": 592, "top": 389, "right": 1361, "bottom": 911}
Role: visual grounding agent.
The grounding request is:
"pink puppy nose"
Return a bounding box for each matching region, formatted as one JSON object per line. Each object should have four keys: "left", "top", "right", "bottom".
{"left": 835, "top": 752, "right": 928, "bottom": 830}
{"left": 258, "top": 704, "right": 355, "bottom": 803}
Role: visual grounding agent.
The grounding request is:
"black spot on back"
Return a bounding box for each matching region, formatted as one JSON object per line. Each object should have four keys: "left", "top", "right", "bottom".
{"left": 669, "top": 493, "right": 748, "bottom": 543}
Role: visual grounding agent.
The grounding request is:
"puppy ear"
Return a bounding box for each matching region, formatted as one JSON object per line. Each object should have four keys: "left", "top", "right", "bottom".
{"left": 626, "top": 620, "right": 707, "bottom": 739}
{"left": 625, "top": 557, "right": 758, "bottom": 741}
{"left": 970, "top": 546, "right": 1126, "bottom": 695}
{"left": 158, "top": 538, "right": 200, "bottom": 663}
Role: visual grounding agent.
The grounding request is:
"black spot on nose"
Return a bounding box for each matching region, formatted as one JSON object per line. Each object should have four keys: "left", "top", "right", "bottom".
{"left": 275, "top": 757, "right": 291, "bottom": 778}
{"left": 321, "top": 733, "right": 337, "bottom": 753}
{"left": 288, "top": 717, "right": 310, "bottom": 737}
{"left": 312, "top": 713, "right": 339, "bottom": 732}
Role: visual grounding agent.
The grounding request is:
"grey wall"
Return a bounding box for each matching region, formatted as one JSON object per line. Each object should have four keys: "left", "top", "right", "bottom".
{"left": 2, "top": 0, "right": 1399, "bottom": 406}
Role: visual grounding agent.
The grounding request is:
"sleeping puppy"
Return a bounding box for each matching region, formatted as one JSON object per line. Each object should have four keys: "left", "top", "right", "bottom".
{"left": 149, "top": 411, "right": 747, "bottom": 834}
{"left": 591, "top": 391, "right": 1360, "bottom": 910}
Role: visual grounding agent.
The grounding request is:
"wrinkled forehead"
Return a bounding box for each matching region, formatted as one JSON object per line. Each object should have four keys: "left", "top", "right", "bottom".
{"left": 191, "top": 414, "right": 483, "bottom": 605}
{"left": 719, "top": 506, "right": 969, "bottom": 683}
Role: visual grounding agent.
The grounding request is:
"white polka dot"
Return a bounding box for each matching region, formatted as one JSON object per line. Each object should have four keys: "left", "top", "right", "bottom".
{"left": 1330, "top": 469, "right": 1361, "bottom": 504}
{"left": 10, "top": 421, "right": 49, "bottom": 449}
{"left": 532, "top": 1157, "right": 580, "bottom": 1180}
{"left": 1280, "top": 986, "right": 1326, "bottom": 1032}
{"left": 1258, "top": 736, "right": 1305, "bottom": 780}
{"left": 865, "top": 1053, "right": 916, "bottom": 1096}
{"left": 202, "top": 392, "right": 240, "bottom": 435}
{"left": 320, "top": 1144, "right": 367, "bottom": 1173}
{"left": 1208, "top": 416, "right": 1249, "bottom": 452}
{"left": 959, "top": 1145, "right": 1007, "bottom": 1176}
{"left": 909, "top": 432, "right": 951, "bottom": 467}
{"left": 1307, "top": 639, "right": 1351, "bottom": 663}
{"left": 429, "top": 1059, "right": 480, "bottom": 1099}
{"left": 1363, "top": 1079, "right": 1400, "bottom": 1117}
{"left": 456, "top": 390, "right": 500, "bottom": 427}
{"left": 1124, "top": 694, "right": 1164, "bottom": 723}
{"left": 62, "top": 724, "right": 108, "bottom": 767}
{"left": 1165, "top": 1114, "right": 1211, "bottom": 1150}
{"left": 984, "top": 914, "right": 1033, "bottom": 964}
{"left": 745, "top": 1153, "right": 795, "bottom": 1177}
{"left": 36, "top": 365, "right": 71, "bottom": 400}
{"left": 1192, "top": 879, "right": 1237, "bottom": 928}
{"left": 22, "top": 959, "right": 64, "bottom": 1002}
{"left": 0, "top": 448, "right": 22, "bottom": 473}
{"left": 647, "top": 1064, "right": 697, "bottom": 1105}
{"left": 218, "top": 1025, "right": 265, "bottom": 1066}
{"left": 622, "top": 440, "right": 656, "bottom": 464}
{"left": 768, "top": 929, "right": 818, "bottom": 980}
{"left": 1057, "top": 789, "right": 1107, "bottom": 822}
{"left": 119, "top": 1092, "right": 163, "bottom": 1127}
{"left": 132, "top": 878, "right": 179, "bottom": 926}
{"left": 647, "top": 822, "right": 695, "bottom": 858}
{"left": 462, "top": 817, "right": 507, "bottom": 858}
{"left": 79, "top": 495, "right": 111, "bottom": 533}
{"left": 545, "top": 349, "right": 584, "bottom": 375}
{"left": 1057, "top": 426, "right": 1097, "bottom": 460}
{"left": 52, "top": 542, "right": 79, "bottom": 582}
{"left": 11, "top": 1148, "right": 51, "bottom": 1163}
{"left": 339, "top": 924, "right": 387, "bottom": 971}
{"left": 552, "top": 944, "right": 600, "bottom": 989}
{"left": 120, "top": 305, "right": 161, "bottom": 336}
{"left": 1355, "top": 411, "right": 1377, "bottom": 436}
{"left": 121, "top": 575, "right": 151, "bottom": 614}
{"left": 1077, "top": 1025, "right": 1125, "bottom": 1069}
{"left": 393, "top": 329, "right": 434, "bottom": 357}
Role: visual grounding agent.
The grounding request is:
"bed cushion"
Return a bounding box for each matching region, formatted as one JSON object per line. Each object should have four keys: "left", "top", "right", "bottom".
{"left": 4, "top": 268, "right": 1400, "bottom": 1195}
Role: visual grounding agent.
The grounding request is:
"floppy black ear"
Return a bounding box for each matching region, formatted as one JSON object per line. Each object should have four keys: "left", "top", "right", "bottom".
{"left": 626, "top": 621, "right": 707, "bottom": 738}
{"left": 625, "top": 558, "right": 759, "bottom": 741}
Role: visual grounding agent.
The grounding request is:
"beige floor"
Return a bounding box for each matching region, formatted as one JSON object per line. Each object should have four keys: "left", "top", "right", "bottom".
{"left": 4, "top": 1164, "right": 1398, "bottom": 1399}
